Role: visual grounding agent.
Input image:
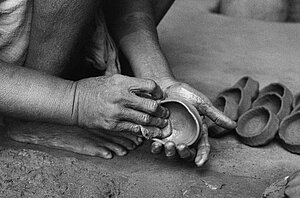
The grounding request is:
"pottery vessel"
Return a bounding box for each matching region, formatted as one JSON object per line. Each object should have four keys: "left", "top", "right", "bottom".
{"left": 279, "top": 112, "right": 300, "bottom": 154}
{"left": 236, "top": 106, "right": 279, "bottom": 146}
{"left": 291, "top": 105, "right": 300, "bottom": 115}
{"left": 208, "top": 94, "right": 239, "bottom": 137}
{"left": 293, "top": 92, "right": 300, "bottom": 108}
{"left": 258, "top": 83, "right": 293, "bottom": 108}
{"left": 152, "top": 98, "right": 202, "bottom": 146}
{"left": 252, "top": 93, "right": 290, "bottom": 121}
{"left": 219, "top": 0, "right": 288, "bottom": 22}
{"left": 232, "top": 76, "right": 259, "bottom": 103}
{"left": 219, "top": 87, "right": 251, "bottom": 117}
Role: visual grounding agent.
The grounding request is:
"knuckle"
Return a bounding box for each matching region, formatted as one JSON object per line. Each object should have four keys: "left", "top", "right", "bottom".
{"left": 147, "top": 101, "right": 159, "bottom": 113}
{"left": 129, "top": 124, "right": 140, "bottom": 133}
{"left": 139, "top": 114, "right": 151, "bottom": 124}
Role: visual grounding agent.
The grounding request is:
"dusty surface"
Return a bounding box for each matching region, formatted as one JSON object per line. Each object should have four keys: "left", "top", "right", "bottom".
{"left": 1, "top": 0, "right": 300, "bottom": 197}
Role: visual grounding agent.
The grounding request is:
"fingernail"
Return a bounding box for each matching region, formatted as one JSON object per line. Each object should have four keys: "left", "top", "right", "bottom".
{"left": 104, "top": 152, "right": 113, "bottom": 159}
{"left": 164, "top": 108, "right": 170, "bottom": 118}
{"left": 161, "top": 119, "right": 168, "bottom": 128}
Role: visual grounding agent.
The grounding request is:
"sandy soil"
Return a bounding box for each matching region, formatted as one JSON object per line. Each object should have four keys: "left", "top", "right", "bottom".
{"left": 1, "top": 0, "right": 300, "bottom": 197}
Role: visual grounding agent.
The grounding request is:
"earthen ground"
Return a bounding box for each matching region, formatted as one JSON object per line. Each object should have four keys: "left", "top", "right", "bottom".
{"left": 1, "top": 0, "right": 300, "bottom": 197}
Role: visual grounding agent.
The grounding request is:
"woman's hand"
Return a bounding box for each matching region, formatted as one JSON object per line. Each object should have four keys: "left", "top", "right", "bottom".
{"left": 73, "top": 74, "right": 170, "bottom": 137}
{"left": 151, "top": 77, "right": 236, "bottom": 166}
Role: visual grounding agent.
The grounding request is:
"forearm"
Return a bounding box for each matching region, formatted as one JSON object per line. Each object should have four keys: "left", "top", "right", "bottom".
{"left": 0, "top": 62, "right": 77, "bottom": 125}
{"left": 106, "top": 0, "right": 174, "bottom": 80}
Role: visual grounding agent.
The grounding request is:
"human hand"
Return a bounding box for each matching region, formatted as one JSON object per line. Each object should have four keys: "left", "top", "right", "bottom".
{"left": 152, "top": 122, "right": 210, "bottom": 167}
{"left": 73, "top": 74, "right": 170, "bottom": 137}
{"left": 150, "top": 77, "right": 236, "bottom": 166}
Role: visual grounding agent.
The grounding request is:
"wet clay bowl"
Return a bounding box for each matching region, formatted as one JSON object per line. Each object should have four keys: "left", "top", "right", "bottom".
{"left": 252, "top": 93, "right": 290, "bottom": 121}
{"left": 291, "top": 105, "right": 300, "bottom": 115}
{"left": 293, "top": 92, "right": 300, "bottom": 109}
{"left": 279, "top": 112, "right": 300, "bottom": 154}
{"left": 152, "top": 98, "right": 202, "bottom": 146}
{"left": 258, "top": 83, "right": 294, "bottom": 109}
{"left": 218, "top": 87, "right": 250, "bottom": 118}
{"left": 208, "top": 94, "right": 238, "bottom": 137}
{"left": 232, "top": 76, "right": 259, "bottom": 103}
{"left": 236, "top": 107, "right": 279, "bottom": 146}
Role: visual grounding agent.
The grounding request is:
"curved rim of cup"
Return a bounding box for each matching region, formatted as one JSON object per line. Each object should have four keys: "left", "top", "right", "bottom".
{"left": 153, "top": 98, "right": 201, "bottom": 146}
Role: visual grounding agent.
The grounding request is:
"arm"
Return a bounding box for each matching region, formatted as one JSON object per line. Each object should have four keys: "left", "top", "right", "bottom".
{"left": 105, "top": 0, "right": 173, "bottom": 82}
{"left": 0, "top": 62, "right": 77, "bottom": 125}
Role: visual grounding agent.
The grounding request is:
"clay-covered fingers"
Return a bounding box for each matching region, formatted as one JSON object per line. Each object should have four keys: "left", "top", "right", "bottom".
{"left": 176, "top": 144, "right": 196, "bottom": 161}
{"left": 195, "top": 122, "right": 210, "bottom": 167}
{"left": 164, "top": 141, "right": 177, "bottom": 159}
{"left": 121, "top": 108, "right": 168, "bottom": 128}
{"left": 129, "top": 78, "right": 164, "bottom": 100}
{"left": 151, "top": 141, "right": 163, "bottom": 154}
{"left": 199, "top": 102, "right": 236, "bottom": 130}
{"left": 127, "top": 96, "right": 170, "bottom": 119}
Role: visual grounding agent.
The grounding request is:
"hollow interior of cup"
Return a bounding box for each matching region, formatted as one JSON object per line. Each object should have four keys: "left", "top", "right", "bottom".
{"left": 161, "top": 101, "right": 198, "bottom": 146}
{"left": 238, "top": 108, "right": 269, "bottom": 137}
{"left": 253, "top": 94, "right": 281, "bottom": 115}
{"left": 221, "top": 88, "right": 241, "bottom": 105}
{"left": 260, "top": 84, "right": 284, "bottom": 97}
{"left": 214, "top": 97, "right": 226, "bottom": 112}
{"left": 280, "top": 114, "right": 300, "bottom": 144}
{"left": 294, "top": 95, "right": 300, "bottom": 107}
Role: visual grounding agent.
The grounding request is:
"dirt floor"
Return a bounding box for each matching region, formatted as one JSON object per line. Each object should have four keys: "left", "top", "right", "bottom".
{"left": 1, "top": 0, "right": 300, "bottom": 197}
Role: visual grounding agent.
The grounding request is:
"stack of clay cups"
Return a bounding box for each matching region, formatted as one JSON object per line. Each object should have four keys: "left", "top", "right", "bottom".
{"left": 278, "top": 92, "right": 300, "bottom": 154}
{"left": 236, "top": 83, "right": 293, "bottom": 146}
{"left": 208, "top": 76, "right": 259, "bottom": 137}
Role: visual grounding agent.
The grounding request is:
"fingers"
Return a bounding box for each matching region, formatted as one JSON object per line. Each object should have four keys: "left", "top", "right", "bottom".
{"left": 198, "top": 102, "right": 236, "bottom": 130}
{"left": 129, "top": 78, "right": 164, "bottom": 100}
{"left": 164, "top": 141, "right": 176, "bottom": 158}
{"left": 170, "top": 84, "right": 236, "bottom": 130}
{"left": 140, "top": 125, "right": 163, "bottom": 139}
{"left": 127, "top": 97, "right": 170, "bottom": 119}
{"left": 120, "top": 108, "right": 168, "bottom": 128}
{"left": 177, "top": 144, "right": 196, "bottom": 161}
{"left": 151, "top": 141, "right": 163, "bottom": 154}
{"left": 195, "top": 122, "right": 210, "bottom": 167}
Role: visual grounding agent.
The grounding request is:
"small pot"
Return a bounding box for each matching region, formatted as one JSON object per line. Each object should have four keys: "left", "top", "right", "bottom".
{"left": 291, "top": 105, "right": 300, "bottom": 115}
{"left": 236, "top": 106, "right": 279, "bottom": 146}
{"left": 152, "top": 98, "right": 202, "bottom": 146}
{"left": 232, "top": 76, "right": 259, "bottom": 103}
{"left": 252, "top": 93, "right": 290, "bottom": 121}
{"left": 293, "top": 92, "right": 300, "bottom": 108}
{"left": 279, "top": 112, "right": 300, "bottom": 154}
{"left": 258, "top": 83, "right": 293, "bottom": 109}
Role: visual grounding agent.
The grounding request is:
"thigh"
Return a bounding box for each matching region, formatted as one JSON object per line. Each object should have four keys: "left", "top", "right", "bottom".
{"left": 25, "top": 0, "right": 102, "bottom": 77}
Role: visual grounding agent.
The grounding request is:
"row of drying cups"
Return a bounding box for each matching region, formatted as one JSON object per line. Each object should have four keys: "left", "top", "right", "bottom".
{"left": 209, "top": 76, "right": 300, "bottom": 154}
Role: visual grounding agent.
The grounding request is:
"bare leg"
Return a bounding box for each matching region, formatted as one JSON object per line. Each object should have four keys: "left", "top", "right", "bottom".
{"left": 5, "top": 0, "right": 142, "bottom": 158}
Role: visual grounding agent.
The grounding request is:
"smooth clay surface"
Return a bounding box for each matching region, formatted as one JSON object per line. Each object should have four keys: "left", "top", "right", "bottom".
{"left": 155, "top": 101, "right": 200, "bottom": 146}
{"left": 2, "top": 0, "right": 300, "bottom": 197}
{"left": 238, "top": 109, "right": 270, "bottom": 137}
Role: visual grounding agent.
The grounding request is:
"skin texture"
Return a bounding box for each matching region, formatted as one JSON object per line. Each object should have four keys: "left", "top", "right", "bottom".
{"left": 2, "top": 0, "right": 235, "bottom": 164}
{"left": 105, "top": 0, "right": 236, "bottom": 165}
